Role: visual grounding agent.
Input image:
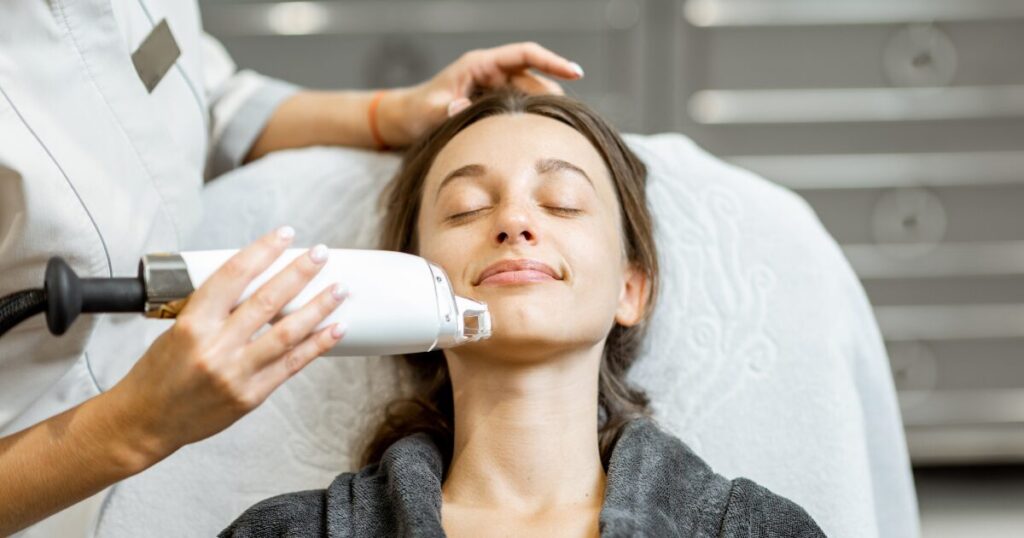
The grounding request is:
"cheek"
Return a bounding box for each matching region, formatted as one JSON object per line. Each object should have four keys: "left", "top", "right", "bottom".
{"left": 564, "top": 223, "right": 625, "bottom": 305}
{"left": 415, "top": 224, "right": 477, "bottom": 294}
{"left": 572, "top": 208, "right": 622, "bottom": 266}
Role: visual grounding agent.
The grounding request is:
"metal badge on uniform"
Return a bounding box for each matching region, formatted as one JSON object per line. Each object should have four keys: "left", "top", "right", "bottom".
{"left": 131, "top": 19, "right": 181, "bottom": 93}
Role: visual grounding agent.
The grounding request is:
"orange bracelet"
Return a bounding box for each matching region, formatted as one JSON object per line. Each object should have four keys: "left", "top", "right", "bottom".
{"left": 368, "top": 90, "right": 391, "bottom": 151}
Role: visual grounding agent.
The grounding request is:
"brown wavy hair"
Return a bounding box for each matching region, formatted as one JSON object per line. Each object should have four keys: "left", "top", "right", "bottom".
{"left": 364, "top": 87, "right": 659, "bottom": 471}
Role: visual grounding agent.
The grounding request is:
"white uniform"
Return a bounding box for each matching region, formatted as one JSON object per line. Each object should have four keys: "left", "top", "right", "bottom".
{"left": 0, "top": 1, "right": 296, "bottom": 534}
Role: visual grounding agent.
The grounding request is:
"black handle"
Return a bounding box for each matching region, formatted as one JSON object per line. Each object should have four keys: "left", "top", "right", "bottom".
{"left": 44, "top": 257, "right": 145, "bottom": 335}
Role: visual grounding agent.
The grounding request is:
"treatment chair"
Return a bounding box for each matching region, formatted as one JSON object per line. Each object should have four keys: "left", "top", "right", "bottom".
{"left": 85, "top": 135, "right": 919, "bottom": 538}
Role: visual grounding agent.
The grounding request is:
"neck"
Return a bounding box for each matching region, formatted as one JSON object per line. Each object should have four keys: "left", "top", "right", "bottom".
{"left": 440, "top": 344, "right": 606, "bottom": 514}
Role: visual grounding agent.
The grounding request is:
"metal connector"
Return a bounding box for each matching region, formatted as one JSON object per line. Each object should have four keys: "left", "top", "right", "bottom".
{"left": 139, "top": 253, "right": 195, "bottom": 318}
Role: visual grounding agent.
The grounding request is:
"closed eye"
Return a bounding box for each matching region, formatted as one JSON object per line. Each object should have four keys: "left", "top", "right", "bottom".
{"left": 446, "top": 206, "right": 583, "bottom": 223}
{"left": 544, "top": 206, "right": 584, "bottom": 216}
{"left": 447, "top": 208, "right": 489, "bottom": 222}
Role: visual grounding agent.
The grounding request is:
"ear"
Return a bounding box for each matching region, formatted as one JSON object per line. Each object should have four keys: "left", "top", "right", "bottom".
{"left": 615, "top": 263, "right": 649, "bottom": 327}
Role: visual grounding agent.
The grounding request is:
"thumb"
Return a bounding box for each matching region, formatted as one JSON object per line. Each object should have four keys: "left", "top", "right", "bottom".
{"left": 447, "top": 97, "right": 472, "bottom": 117}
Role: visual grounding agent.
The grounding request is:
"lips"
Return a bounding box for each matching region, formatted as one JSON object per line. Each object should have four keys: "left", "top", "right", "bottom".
{"left": 475, "top": 258, "right": 561, "bottom": 286}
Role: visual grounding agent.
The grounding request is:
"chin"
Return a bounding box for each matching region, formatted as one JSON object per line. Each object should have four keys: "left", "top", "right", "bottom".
{"left": 456, "top": 333, "right": 572, "bottom": 363}
{"left": 480, "top": 295, "right": 559, "bottom": 331}
{"left": 453, "top": 315, "right": 605, "bottom": 364}
{"left": 451, "top": 285, "right": 608, "bottom": 359}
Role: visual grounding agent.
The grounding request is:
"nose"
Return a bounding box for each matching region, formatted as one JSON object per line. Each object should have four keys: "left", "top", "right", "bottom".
{"left": 493, "top": 203, "right": 536, "bottom": 246}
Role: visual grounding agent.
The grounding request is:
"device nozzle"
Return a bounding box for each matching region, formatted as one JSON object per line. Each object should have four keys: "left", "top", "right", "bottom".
{"left": 455, "top": 296, "right": 491, "bottom": 343}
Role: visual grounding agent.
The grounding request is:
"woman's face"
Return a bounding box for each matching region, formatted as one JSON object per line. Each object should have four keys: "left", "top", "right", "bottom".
{"left": 415, "top": 113, "right": 646, "bottom": 361}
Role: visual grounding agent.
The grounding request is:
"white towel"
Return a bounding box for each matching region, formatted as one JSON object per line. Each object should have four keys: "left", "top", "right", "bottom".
{"left": 92, "top": 135, "right": 918, "bottom": 538}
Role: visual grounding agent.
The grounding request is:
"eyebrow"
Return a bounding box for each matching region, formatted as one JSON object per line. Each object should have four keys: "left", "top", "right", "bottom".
{"left": 433, "top": 158, "right": 594, "bottom": 204}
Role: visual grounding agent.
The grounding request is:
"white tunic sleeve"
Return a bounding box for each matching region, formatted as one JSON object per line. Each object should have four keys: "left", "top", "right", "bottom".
{"left": 201, "top": 34, "right": 300, "bottom": 178}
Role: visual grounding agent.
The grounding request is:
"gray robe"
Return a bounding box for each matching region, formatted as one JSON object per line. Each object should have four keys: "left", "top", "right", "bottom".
{"left": 220, "top": 418, "right": 826, "bottom": 537}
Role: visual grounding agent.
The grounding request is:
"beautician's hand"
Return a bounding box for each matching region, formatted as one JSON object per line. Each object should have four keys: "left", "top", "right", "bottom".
{"left": 106, "top": 226, "right": 348, "bottom": 461}
{"left": 244, "top": 43, "right": 581, "bottom": 159}
{"left": 386, "top": 42, "right": 584, "bottom": 145}
{"left": 0, "top": 227, "right": 347, "bottom": 535}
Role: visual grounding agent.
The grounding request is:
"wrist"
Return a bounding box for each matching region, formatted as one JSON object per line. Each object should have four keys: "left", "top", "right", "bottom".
{"left": 376, "top": 87, "right": 417, "bottom": 148}
{"left": 91, "top": 386, "right": 175, "bottom": 475}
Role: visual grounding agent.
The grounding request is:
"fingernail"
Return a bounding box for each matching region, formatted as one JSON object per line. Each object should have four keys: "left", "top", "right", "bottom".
{"left": 277, "top": 225, "right": 296, "bottom": 241}
{"left": 309, "top": 244, "right": 328, "bottom": 264}
{"left": 447, "top": 98, "right": 470, "bottom": 117}
{"left": 569, "top": 62, "right": 584, "bottom": 78}
{"left": 330, "top": 323, "right": 346, "bottom": 339}
{"left": 331, "top": 282, "right": 348, "bottom": 300}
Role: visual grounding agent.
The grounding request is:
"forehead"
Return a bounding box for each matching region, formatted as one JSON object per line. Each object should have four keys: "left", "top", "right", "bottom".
{"left": 425, "top": 113, "right": 610, "bottom": 189}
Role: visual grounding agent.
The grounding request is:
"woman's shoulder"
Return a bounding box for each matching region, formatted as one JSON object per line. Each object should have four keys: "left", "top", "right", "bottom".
{"left": 607, "top": 418, "right": 825, "bottom": 537}
{"left": 721, "top": 477, "right": 826, "bottom": 537}
{"left": 219, "top": 433, "right": 443, "bottom": 537}
{"left": 218, "top": 487, "right": 329, "bottom": 537}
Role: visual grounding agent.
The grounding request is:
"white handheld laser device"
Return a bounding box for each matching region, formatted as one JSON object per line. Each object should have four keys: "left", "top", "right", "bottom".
{"left": 165, "top": 249, "right": 491, "bottom": 355}
{"left": 0, "top": 249, "right": 491, "bottom": 357}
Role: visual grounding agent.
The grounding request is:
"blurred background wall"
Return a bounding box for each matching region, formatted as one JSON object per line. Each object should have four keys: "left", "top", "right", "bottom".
{"left": 198, "top": 1, "right": 1024, "bottom": 535}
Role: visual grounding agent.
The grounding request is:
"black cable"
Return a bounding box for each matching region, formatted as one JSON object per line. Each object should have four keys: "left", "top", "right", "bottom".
{"left": 0, "top": 288, "right": 47, "bottom": 338}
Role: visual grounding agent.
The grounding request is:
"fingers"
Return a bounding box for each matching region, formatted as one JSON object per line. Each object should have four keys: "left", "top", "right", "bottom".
{"left": 447, "top": 42, "right": 577, "bottom": 111}
{"left": 509, "top": 71, "right": 565, "bottom": 97}
{"left": 251, "top": 323, "right": 346, "bottom": 394}
{"left": 246, "top": 281, "right": 348, "bottom": 370}
{"left": 486, "top": 42, "right": 583, "bottom": 81}
{"left": 225, "top": 244, "right": 332, "bottom": 338}
{"left": 185, "top": 226, "right": 296, "bottom": 319}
